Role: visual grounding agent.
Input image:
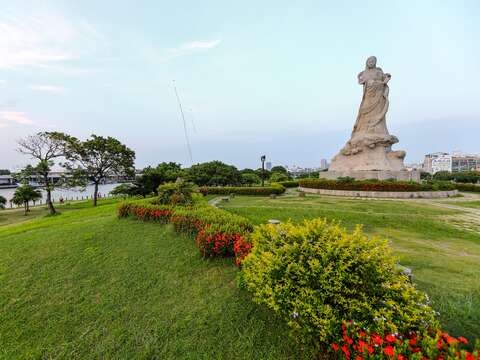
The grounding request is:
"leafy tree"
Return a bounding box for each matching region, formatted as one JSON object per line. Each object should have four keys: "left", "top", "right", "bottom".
{"left": 135, "top": 162, "right": 185, "bottom": 195}
{"left": 0, "top": 169, "right": 10, "bottom": 175}
{"left": 255, "top": 168, "right": 271, "bottom": 183}
{"left": 296, "top": 171, "right": 320, "bottom": 179}
{"left": 240, "top": 168, "right": 256, "bottom": 175}
{"left": 17, "top": 132, "right": 72, "bottom": 215}
{"left": 269, "top": 172, "right": 290, "bottom": 183}
{"left": 241, "top": 173, "right": 261, "bottom": 186}
{"left": 110, "top": 183, "right": 138, "bottom": 198}
{"left": 65, "top": 135, "right": 135, "bottom": 206}
{"left": 187, "top": 161, "right": 240, "bottom": 186}
{"left": 0, "top": 195, "right": 6, "bottom": 209}
{"left": 270, "top": 166, "right": 288, "bottom": 174}
{"left": 11, "top": 185, "right": 42, "bottom": 215}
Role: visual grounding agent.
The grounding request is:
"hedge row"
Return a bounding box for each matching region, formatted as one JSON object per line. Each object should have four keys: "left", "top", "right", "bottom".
{"left": 199, "top": 184, "right": 285, "bottom": 196}
{"left": 299, "top": 178, "right": 456, "bottom": 192}
{"left": 455, "top": 182, "right": 480, "bottom": 193}
{"left": 118, "top": 202, "right": 253, "bottom": 265}
{"left": 276, "top": 180, "right": 299, "bottom": 188}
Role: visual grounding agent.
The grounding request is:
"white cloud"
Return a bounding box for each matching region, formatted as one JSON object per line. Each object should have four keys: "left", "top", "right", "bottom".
{"left": 158, "top": 39, "right": 221, "bottom": 62}
{"left": 0, "top": 7, "right": 106, "bottom": 69}
{"left": 0, "top": 111, "right": 34, "bottom": 127}
{"left": 29, "top": 84, "right": 66, "bottom": 94}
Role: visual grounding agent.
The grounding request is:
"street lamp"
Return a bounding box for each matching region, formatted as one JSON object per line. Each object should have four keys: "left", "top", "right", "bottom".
{"left": 260, "top": 155, "right": 266, "bottom": 187}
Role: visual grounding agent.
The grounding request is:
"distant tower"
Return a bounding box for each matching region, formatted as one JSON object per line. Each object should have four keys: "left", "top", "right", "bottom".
{"left": 320, "top": 159, "right": 328, "bottom": 170}
{"left": 266, "top": 162, "right": 272, "bottom": 171}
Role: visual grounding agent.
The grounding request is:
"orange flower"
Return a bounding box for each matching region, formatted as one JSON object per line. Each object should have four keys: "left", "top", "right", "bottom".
{"left": 383, "top": 345, "right": 395, "bottom": 357}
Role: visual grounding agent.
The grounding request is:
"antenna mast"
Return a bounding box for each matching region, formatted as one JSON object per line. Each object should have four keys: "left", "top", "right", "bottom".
{"left": 173, "top": 80, "right": 193, "bottom": 164}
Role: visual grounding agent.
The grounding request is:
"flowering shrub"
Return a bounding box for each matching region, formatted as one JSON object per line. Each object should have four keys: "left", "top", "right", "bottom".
{"left": 238, "top": 219, "right": 438, "bottom": 353}
{"left": 118, "top": 201, "right": 253, "bottom": 265}
{"left": 299, "top": 178, "right": 456, "bottom": 192}
{"left": 156, "top": 179, "right": 198, "bottom": 206}
{"left": 199, "top": 184, "right": 285, "bottom": 196}
{"left": 329, "top": 321, "right": 479, "bottom": 359}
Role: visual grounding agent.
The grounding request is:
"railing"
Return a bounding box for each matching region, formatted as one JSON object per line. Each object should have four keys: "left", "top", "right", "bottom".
{"left": 4, "top": 193, "right": 116, "bottom": 209}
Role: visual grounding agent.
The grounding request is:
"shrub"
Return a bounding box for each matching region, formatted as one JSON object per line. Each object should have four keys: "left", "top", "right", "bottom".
{"left": 238, "top": 219, "right": 438, "bottom": 352}
{"left": 330, "top": 321, "right": 479, "bottom": 359}
{"left": 156, "top": 179, "right": 197, "bottom": 206}
{"left": 199, "top": 184, "right": 285, "bottom": 196}
{"left": 277, "top": 180, "right": 299, "bottom": 188}
{"left": 455, "top": 183, "right": 480, "bottom": 193}
{"left": 118, "top": 201, "right": 253, "bottom": 265}
{"left": 299, "top": 178, "right": 456, "bottom": 192}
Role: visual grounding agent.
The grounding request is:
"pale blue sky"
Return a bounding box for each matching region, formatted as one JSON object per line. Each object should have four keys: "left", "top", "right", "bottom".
{"left": 0, "top": 0, "right": 479, "bottom": 170}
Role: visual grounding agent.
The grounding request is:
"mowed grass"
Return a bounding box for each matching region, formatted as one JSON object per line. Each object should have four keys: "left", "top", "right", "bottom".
{"left": 0, "top": 200, "right": 306, "bottom": 360}
{"left": 219, "top": 193, "right": 480, "bottom": 342}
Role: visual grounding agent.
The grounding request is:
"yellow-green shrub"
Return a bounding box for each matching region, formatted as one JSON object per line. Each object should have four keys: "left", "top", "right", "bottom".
{"left": 238, "top": 219, "right": 438, "bottom": 352}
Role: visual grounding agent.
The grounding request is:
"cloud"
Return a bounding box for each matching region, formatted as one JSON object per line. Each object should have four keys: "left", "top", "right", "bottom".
{"left": 0, "top": 111, "right": 34, "bottom": 127}
{"left": 0, "top": 7, "right": 106, "bottom": 69}
{"left": 29, "top": 84, "right": 66, "bottom": 94}
{"left": 158, "top": 39, "right": 221, "bottom": 62}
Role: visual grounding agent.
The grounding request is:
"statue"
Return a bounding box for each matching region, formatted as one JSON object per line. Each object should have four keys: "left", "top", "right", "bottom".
{"left": 326, "top": 56, "right": 418, "bottom": 181}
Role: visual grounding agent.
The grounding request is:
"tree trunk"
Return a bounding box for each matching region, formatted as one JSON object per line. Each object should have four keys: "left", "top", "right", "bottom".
{"left": 93, "top": 182, "right": 99, "bottom": 206}
{"left": 44, "top": 175, "right": 56, "bottom": 215}
{"left": 24, "top": 202, "right": 27, "bottom": 215}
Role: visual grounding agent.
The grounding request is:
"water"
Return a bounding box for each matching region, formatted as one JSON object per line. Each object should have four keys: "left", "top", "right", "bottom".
{"left": 0, "top": 183, "right": 121, "bottom": 206}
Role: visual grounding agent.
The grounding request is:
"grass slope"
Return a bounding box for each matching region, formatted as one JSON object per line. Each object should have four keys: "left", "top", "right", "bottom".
{"left": 0, "top": 200, "right": 306, "bottom": 360}
{"left": 220, "top": 194, "right": 480, "bottom": 342}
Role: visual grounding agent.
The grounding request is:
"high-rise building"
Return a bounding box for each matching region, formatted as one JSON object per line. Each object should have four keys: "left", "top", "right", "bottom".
{"left": 424, "top": 152, "right": 480, "bottom": 174}
{"left": 320, "top": 159, "right": 328, "bottom": 170}
{"left": 423, "top": 152, "right": 448, "bottom": 173}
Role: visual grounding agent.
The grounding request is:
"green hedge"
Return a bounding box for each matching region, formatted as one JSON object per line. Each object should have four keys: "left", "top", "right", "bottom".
{"left": 276, "top": 180, "right": 299, "bottom": 188}
{"left": 455, "top": 183, "right": 480, "bottom": 193}
{"left": 299, "top": 178, "right": 456, "bottom": 192}
{"left": 199, "top": 184, "right": 285, "bottom": 196}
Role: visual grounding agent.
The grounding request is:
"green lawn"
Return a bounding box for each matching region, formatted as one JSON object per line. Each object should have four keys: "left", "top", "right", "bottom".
{"left": 219, "top": 194, "right": 480, "bottom": 342}
{"left": 0, "top": 200, "right": 306, "bottom": 360}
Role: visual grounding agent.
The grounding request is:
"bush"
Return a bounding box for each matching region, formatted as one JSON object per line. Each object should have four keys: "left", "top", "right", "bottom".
{"left": 299, "top": 178, "right": 456, "bottom": 192}
{"left": 118, "top": 201, "right": 253, "bottom": 265}
{"left": 199, "top": 184, "right": 285, "bottom": 196}
{"left": 277, "top": 180, "right": 299, "bottom": 188}
{"left": 238, "top": 219, "right": 438, "bottom": 352}
{"left": 455, "top": 183, "right": 480, "bottom": 193}
{"left": 156, "top": 179, "right": 197, "bottom": 206}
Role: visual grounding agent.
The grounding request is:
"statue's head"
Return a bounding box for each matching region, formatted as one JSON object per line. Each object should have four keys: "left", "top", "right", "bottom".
{"left": 366, "top": 56, "right": 377, "bottom": 69}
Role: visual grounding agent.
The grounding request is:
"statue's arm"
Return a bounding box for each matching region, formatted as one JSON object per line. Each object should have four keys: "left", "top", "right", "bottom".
{"left": 357, "top": 71, "right": 365, "bottom": 84}
{"left": 383, "top": 73, "right": 391, "bottom": 84}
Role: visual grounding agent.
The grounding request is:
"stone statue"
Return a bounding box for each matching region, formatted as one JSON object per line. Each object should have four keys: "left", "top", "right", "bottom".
{"left": 326, "top": 56, "right": 418, "bottom": 181}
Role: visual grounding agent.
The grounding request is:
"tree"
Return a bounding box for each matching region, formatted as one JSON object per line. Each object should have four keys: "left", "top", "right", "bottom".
{"left": 269, "top": 172, "right": 290, "bottom": 183}
{"left": 17, "top": 132, "right": 71, "bottom": 215}
{"left": 110, "top": 183, "right": 138, "bottom": 198}
{"left": 135, "top": 162, "right": 185, "bottom": 196}
{"left": 0, "top": 169, "right": 10, "bottom": 175}
{"left": 0, "top": 195, "right": 6, "bottom": 209}
{"left": 65, "top": 135, "right": 135, "bottom": 206}
{"left": 241, "top": 173, "right": 261, "bottom": 186}
{"left": 11, "top": 185, "right": 42, "bottom": 215}
{"left": 156, "top": 179, "right": 197, "bottom": 206}
{"left": 187, "top": 161, "right": 240, "bottom": 186}
{"left": 270, "top": 166, "right": 288, "bottom": 174}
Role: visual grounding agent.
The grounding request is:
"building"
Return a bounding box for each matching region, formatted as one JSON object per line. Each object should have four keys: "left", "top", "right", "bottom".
{"left": 320, "top": 159, "right": 328, "bottom": 170}
{"left": 422, "top": 152, "right": 448, "bottom": 173}
{"left": 424, "top": 152, "right": 480, "bottom": 174}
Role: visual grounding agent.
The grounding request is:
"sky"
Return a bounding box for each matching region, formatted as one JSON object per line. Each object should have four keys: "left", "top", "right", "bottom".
{"left": 0, "top": 0, "right": 479, "bottom": 170}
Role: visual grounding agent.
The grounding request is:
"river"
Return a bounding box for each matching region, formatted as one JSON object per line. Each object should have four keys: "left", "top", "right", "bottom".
{"left": 0, "top": 183, "right": 121, "bottom": 207}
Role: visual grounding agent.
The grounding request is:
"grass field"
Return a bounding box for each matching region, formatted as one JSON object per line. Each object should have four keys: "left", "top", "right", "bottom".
{"left": 0, "top": 200, "right": 307, "bottom": 360}
{"left": 1, "top": 193, "right": 479, "bottom": 358}
{"left": 219, "top": 193, "right": 480, "bottom": 342}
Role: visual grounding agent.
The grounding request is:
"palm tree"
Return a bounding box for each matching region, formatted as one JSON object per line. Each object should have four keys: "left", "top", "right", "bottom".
{"left": 0, "top": 195, "right": 6, "bottom": 209}
{"left": 11, "top": 185, "right": 42, "bottom": 215}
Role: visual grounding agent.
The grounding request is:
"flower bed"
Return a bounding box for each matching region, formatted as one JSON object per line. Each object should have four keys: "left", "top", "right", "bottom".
{"left": 118, "top": 201, "right": 253, "bottom": 265}
{"left": 199, "top": 184, "right": 285, "bottom": 196}
{"left": 330, "top": 321, "right": 479, "bottom": 359}
{"left": 299, "top": 178, "right": 456, "bottom": 192}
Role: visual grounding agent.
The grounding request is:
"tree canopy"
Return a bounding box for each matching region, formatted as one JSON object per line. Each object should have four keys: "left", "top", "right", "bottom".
{"left": 187, "top": 161, "right": 240, "bottom": 186}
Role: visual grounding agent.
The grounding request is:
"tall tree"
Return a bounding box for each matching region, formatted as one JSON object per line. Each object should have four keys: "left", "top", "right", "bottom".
{"left": 187, "top": 161, "right": 240, "bottom": 186}
{"left": 135, "top": 162, "right": 185, "bottom": 196}
{"left": 17, "top": 132, "right": 71, "bottom": 215}
{"left": 0, "top": 195, "right": 6, "bottom": 209}
{"left": 11, "top": 185, "right": 42, "bottom": 215}
{"left": 66, "top": 135, "right": 135, "bottom": 206}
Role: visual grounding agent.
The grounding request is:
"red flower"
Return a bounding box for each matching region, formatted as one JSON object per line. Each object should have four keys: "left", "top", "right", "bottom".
{"left": 458, "top": 336, "right": 469, "bottom": 345}
{"left": 437, "top": 339, "right": 444, "bottom": 349}
{"left": 409, "top": 338, "right": 417, "bottom": 346}
{"left": 343, "top": 335, "right": 353, "bottom": 345}
{"left": 397, "top": 355, "right": 407, "bottom": 360}
{"left": 358, "top": 330, "right": 366, "bottom": 338}
{"left": 341, "top": 344, "right": 351, "bottom": 359}
{"left": 331, "top": 343, "right": 339, "bottom": 352}
{"left": 465, "top": 352, "right": 474, "bottom": 360}
{"left": 372, "top": 334, "right": 383, "bottom": 346}
{"left": 385, "top": 334, "right": 396, "bottom": 343}
{"left": 383, "top": 345, "right": 395, "bottom": 357}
